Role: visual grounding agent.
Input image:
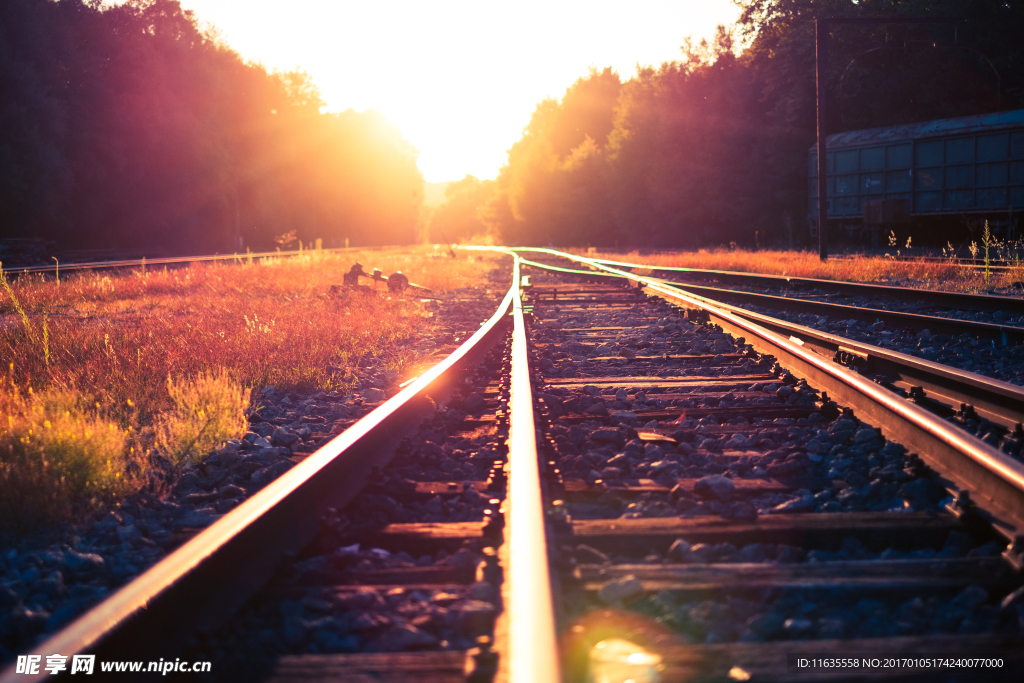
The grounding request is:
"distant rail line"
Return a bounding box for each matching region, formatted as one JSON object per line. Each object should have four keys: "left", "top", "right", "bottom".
{"left": 5, "top": 248, "right": 1024, "bottom": 681}
{"left": 0, "top": 245, "right": 400, "bottom": 277}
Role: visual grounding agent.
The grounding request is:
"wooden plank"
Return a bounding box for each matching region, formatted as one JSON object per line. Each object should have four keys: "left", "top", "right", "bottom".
{"left": 535, "top": 297, "right": 639, "bottom": 302}
{"left": 585, "top": 356, "right": 743, "bottom": 363}
{"left": 565, "top": 478, "right": 789, "bottom": 495}
{"left": 532, "top": 287, "right": 625, "bottom": 293}
{"left": 267, "top": 652, "right": 466, "bottom": 683}
{"left": 545, "top": 373, "right": 775, "bottom": 386}
{"left": 413, "top": 481, "right": 490, "bottom": 496}
{"left": 642, "top": 424, "right": 797, "bottom": 437}
{"left": 636, "top": 392, "right": 777, "bottom": 401}
{"left": 561, "top": 326, "right": 652, "bottom": 331}
{"left": 552, "top": 391, "right": 776, "bottom": 402}
{"left": 374, "top": 521, "right": 486, "bottom": 541}
{"left": 560, "top": 406, "right": 816, "bottom": 424}
{"left": 534, "top": 292, "right": 626, "bottom": 297}
{"left": 575, "top": 557, "right": 1018, "bottom": 594}
{"left": 537, "top": 304, "right": 639, "bottom": 310}
{"left": 266, "top": 583, "right": 471, "bottom": 601}
{"left": 535, "top": 347, "right": 747, "bottom": 362}
{"left": 399, "top": 478, "right": 785, "bottom": 499}
{"left": 567, "top": 513, "right": 965, "bottom": 551}
{"left": 345, "top": 512, "right": 962, "bottom": 552}
{"left": 656, "top": 634, "right": 1024, "bottom": 682}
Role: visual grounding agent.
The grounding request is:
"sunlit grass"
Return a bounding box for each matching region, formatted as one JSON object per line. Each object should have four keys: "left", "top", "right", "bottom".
{"left": 157, "top": 370, "right": 249, "bottom": 468}
{"left": 0, "top": 246, "right": 500, "bottom": 527}
{"left": 584, "top": 247, "right": 1024, "bottom": 294}
{"left": 0, "top": 385, "right": 144, "bottom": 530}
{"left": 1, "top": 246, "right": 498, "bottom": 421}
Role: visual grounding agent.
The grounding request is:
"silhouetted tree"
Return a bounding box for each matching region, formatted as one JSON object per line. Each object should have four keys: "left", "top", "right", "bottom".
{"left": 454, "top": 0, "right": 1024, "bottom": 249}
{"left": 0, "top": 0, "right": 422, "bottom": 253}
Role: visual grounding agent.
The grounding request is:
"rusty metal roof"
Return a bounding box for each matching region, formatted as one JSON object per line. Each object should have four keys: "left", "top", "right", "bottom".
{"left": 810, "top": 108, "right": 1024, "bottom": 151}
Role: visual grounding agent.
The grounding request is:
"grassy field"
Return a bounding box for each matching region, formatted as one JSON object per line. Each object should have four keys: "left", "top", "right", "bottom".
{"left": 0, "top": 246, "right": 501, "bottom": 527}
{"left": 585, "top": 247, "right": 1024, "bottom": 294}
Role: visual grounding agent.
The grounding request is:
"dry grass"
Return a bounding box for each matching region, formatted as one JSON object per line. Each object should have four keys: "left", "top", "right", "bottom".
{"left": 0, "top": 246, "right": 501, "bottom": 527}
{"left": 0, "top": 385, "right": 144, "bottom": 530}
{"left": 585, "top": 247, "right": 1024, "bottom": 294}
{"left": 157, "top": 370, "right": 249, "bottom": 467}
{"left": 1, "top": 247, "right": 498, "bottom": 422}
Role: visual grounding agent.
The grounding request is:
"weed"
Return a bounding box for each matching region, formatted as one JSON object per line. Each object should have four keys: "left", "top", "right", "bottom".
{"left": 156, "top": 370, "right": 248, "bottom": 467}
{"left": 0, "top": 265, "right": 39, "bottom": 345}
{"left": 884, "top": 231, "right": 911, "bottom": 259}
{"left": 982, "top": 220, "right": 994, "bottom": 285}
{"left": 42, "top": 315, "right": 49, "bottom": 367}
{"left": 0, "top": 385, "right": 143, "bottom": 530}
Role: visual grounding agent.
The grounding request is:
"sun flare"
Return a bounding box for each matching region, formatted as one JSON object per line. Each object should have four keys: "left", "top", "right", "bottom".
{"left": 174, "top": 0, "right": 740, "bottom": 181}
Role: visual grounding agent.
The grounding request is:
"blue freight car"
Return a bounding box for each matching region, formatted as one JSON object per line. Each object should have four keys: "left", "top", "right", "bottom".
{"left": 809, "top": 109, "right": 1024, "bottom": 235}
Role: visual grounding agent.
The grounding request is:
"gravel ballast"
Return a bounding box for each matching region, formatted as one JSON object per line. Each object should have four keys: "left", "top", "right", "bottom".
{"left": 526, "top": 270, "right": 1023, "bottom": 647}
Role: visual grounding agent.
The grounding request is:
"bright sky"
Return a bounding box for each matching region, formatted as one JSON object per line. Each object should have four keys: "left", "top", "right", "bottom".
{"left": 173, "top": 0, "right": 742, "bottom": 182}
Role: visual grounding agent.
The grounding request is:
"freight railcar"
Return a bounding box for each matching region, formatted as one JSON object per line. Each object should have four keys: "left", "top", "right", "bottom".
{"left": 809, "top": 109, "right": 1024, "bottom": 245}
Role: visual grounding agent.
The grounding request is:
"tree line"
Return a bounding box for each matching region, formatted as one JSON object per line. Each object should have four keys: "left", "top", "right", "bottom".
{"left": 0, "top": 0, "right": 422, "bottom": 253}
{"left": 430, "top": 0, "right": 1024, "bottom": 249}
{"left": 4, "top": 0, "right": 1022, "bottom": 253}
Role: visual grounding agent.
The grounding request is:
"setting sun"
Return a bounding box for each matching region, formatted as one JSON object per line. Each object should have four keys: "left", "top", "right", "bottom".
{"left": 171, "top": 0, "right": 740, "bottom": 182}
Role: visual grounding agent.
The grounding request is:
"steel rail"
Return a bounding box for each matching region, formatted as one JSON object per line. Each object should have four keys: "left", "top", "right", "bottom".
{"left": 646, "top": 279, "right": 1024, "bottom": 346}
{"left": 513, "top": 248, "right": 1024, "bottom": 549}
{"left": 0, "top": 266, "right": 517, "bottom": 682}
{"left": 514, "top": 254, "right": 1024, "bottom": 435}
{"left": 518, "top": 257, "right": 621, "bottom": 279}
{"left": 1, "top": 247, "right": 349, "bottom": 275}
{"left": 520, "top": 253, "right": 1024, "bottom": 436}
{"left": 505, "top": 254, "right": 560, "bottom": 683}
{"left": 0, "top": 245, "right": 430, "bottom": 290}
{"left": 650, "top": 280, "right": 1024, "bottom": 434}
{"left": 588, "top": 257, "right": 1024, "bottom": 315}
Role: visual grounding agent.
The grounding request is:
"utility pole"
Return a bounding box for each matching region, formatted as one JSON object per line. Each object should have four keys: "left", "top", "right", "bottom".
{"left": 814, "top": 16, "right": 964, "bottom": 263}
{"left": 816, "top": 18, "right": 829, "bottom": 261}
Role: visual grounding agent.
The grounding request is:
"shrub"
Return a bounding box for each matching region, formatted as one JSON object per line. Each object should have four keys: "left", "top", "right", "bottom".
{"left": 0, "top": 386, "right": 142, "bottom": 530}
{"left": 156, "top": 370, "right": 248, "bottom": 467}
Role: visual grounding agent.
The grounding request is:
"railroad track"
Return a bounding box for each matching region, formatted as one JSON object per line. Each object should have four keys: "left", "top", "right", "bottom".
{"left": 6, "top": 248, "right": 1024, "bottom": 681}
{"left": 1, "top": 255, "right": 549, "bottom": 682}
{"left": 645, "top": 277, "right": 1024, "bottom": 347}
{"left": 511, "top": 248, "right": 1024, "bottom": 681}
{"left": 0, "top": 246, "right": 374, "bottom": 276}
{"left": 591, "top": 257, "right": 1024, "bottom": 316}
